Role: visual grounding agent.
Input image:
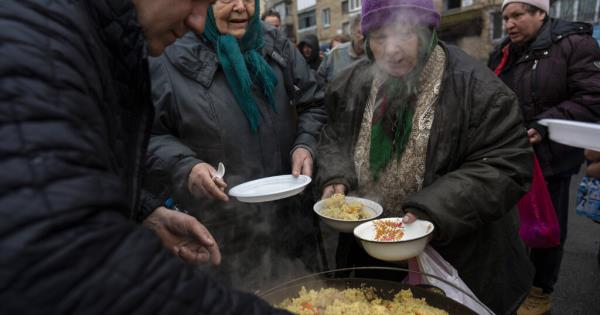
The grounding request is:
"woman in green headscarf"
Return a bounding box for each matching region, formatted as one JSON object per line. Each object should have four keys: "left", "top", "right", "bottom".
{"left": 315, "top": 0, "right": 534, "bottom": 313}
{"left": 145, "top": 0, "right": 327, "bottom": 291}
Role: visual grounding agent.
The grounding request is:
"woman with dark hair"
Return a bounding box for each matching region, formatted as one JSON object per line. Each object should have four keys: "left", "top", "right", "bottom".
{"left": 315, "top": 0, "right": 534, "bottom": 313}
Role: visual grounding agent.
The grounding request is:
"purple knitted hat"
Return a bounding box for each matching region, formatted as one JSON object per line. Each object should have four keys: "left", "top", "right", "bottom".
{"left": 361, "top": 0, "right": 441, "bottom": 35}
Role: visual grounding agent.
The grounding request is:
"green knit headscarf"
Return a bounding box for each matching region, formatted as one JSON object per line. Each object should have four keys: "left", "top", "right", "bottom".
{"left": 202, "top": 0, "right": 277, "bottom": 132}
{"left": 368, "top": 29, "right": 438, "bottom": 180}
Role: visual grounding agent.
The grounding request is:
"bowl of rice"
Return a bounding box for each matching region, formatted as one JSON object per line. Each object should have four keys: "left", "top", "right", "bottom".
{"left": 314, "top": 194, "right": 383, "bottom": 233}
{"left": 354, "top": 218, "right": 434, "bottom": 261}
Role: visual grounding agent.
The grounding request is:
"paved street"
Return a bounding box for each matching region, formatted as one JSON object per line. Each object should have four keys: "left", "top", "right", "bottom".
{"left": 552, "top": 167, "right": 600, "bottom": 315}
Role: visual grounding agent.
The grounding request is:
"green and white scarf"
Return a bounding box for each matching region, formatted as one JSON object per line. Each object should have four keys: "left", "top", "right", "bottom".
{"left": 202, "top": 0, "right": 277, "bottom": 132}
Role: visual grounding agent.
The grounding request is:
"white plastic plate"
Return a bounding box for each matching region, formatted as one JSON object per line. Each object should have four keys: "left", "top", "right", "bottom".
{"left": 228, "top": 175, "right": 311, "bottom": 203}
{"left": 538, "top": 119, "right": 600, "bottom": 151}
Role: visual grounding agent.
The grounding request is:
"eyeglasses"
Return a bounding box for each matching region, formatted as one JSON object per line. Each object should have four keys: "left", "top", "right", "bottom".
{"left": 217, "top": 0, "right": 254, "bottom": 4}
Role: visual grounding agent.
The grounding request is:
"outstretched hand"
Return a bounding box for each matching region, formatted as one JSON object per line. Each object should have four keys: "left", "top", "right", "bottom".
{"left": 402, "top": 212, "right": 418, "bottom": 224}
{"left": 291, "top": 147, "right": 313, "bottom": 177}
{"left": 144, "top": 207, "right": 221, "bottom": 265}
{"left": 527, "top": 128, "right": 542, "bottom": 145}
{"left": 321, "top": 184, "right": 346, "bottom": 199}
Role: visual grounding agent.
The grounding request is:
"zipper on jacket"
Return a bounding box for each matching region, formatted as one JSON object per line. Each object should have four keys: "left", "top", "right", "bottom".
{"left": 530, "top": 59, "right": 539, "bottom": 111}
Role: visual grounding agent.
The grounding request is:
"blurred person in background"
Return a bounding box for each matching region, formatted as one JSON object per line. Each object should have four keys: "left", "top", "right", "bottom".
{"left": 298, "top": 33, "right": 322, "bottom": 70}
{"left": 488, "top": 0, "right": 600, "bottom": 313}
{"left": 315, "top": 0, "right": 535, "bottom": 313}
{"left": 318, "top": 14, "right": 366, "bottom": 82}
{"left": 0, "top": 0, "right": 291, "bottom": 314}
{"left": 261, "top": 8, "right": 281, "bottom": 30}
{"left": 328, "top": 34, "right": 351, "bottom": 51}
{"left": 145, "top": 0, "right": 327, "bottom": 292}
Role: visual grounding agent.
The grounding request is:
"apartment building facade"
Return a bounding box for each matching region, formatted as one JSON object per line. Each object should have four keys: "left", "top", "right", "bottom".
{"left": 262, "top": 0, "right": 600, "bottom": 58}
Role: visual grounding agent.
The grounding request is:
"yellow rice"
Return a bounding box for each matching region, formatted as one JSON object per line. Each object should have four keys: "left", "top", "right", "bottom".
{"left": 321, "top": 193, "right": 372, "bottom": 221}
{"left": 277, "top": 286, "right": 449, "bottom": 315}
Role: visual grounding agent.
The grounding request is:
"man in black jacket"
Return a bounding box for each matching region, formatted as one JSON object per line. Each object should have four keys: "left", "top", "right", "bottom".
{"left": 0, "top": 0, "right": 289, "bottom": 314}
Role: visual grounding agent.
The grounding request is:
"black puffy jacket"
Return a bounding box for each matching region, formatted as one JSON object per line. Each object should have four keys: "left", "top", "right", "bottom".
{"left": 0, "top": 1, "right": 288, "bottom": 314}
{"left": 489, "top": 18, "right": 600, "bottom": 176}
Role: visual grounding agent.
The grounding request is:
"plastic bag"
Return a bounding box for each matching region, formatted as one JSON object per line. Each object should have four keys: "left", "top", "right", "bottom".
{"left": 409, "top": 246, "right": 494, "bottom": 315}
{"left": 576, "top": 175, "right": 600, "bottom": 222}
{"left": 517, "top": 155, "right": 561, "bottom": 248}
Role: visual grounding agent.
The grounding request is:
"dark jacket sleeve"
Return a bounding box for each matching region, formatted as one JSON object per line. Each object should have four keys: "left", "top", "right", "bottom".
{"left": 314, "top": 63, "right": 371, "bottom": 191}
{"left": 282, "top": 35, "right": 328, "bottom": 156}
{"left": 403, "top": 67, "right": 533, "bottom": 244}
{"left": 534, "top": 34, "right": 600, "bottom": 122}
{"left": 145, "top": 58, "right": 203, "bottom": 200}
{"left": 0, "top": 2, "right": 287, "bottom": 314}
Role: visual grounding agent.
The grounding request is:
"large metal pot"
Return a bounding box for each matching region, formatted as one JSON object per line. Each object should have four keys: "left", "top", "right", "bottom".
{"left": 258, "top": 267, "right": 487, "bottom": 315}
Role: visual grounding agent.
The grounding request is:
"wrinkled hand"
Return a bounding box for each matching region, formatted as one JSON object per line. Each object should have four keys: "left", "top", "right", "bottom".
{"left": 321, "top": 184, "right": 346, "bottom": 199}
{"left": 291, "top": 148, "right": 313, "bottom": 177}
{"left": 402, "top": 212, "right": 418, "bottom": 224}
{"left": 188, "top": 162, "right": 228, "bottom": 202}
{"left": 144, "top": 207, "right": 221, "bottom": 265}
{"left": 527, "top": 128, "right": 542, "bottom": 145}
{"left": 585, "top": 149, "right": 600, "bottom": 178}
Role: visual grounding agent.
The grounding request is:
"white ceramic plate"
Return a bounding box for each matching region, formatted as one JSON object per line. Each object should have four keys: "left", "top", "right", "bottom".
{"left": 354, "top": 218, "right": 434, "bottom": 261}
{"left": 228, "top": 175, "right": 311, "bottom": 203}
{"left": 314, "top": 197, "right": 383, "bottom": 233}
{"left": 538, "top": 119, "right": 600, "bottom": 151}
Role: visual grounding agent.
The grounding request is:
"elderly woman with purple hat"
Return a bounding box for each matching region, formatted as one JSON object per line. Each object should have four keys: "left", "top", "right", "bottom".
{"left": 315, "top": 0, "right": 535, "bottom": 313}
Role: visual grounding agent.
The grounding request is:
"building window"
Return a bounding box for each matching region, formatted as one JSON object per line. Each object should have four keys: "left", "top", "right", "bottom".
{"left": 446, "top": 0, "right": 461, "bottom": 10}
{"left": 550, "top": 0, "right": 559, "bottom": 17}
{"left": 342, "top": 22, "right": 350, "bottom": 34}
{"left": 342, "top": 1, "right": 349, "bottom": 14}
{"left": 559, "top": 0, "right": 576, "bottom": 20}
{"left": 551, "top": 0, "right": 600, "bottom": 22}
{"left": 349, "top": 0, "right": 361, "bottom": 12}
{"left": 322, "top": 8, "right": 331, "bottom": 27}
{"left": 298, "top": 10, "right": 317, "bottom": 29}
{"left": 490, "top": 11, "right": 504, "bottom": 40}
{"left": 578, "top": 0, "right": 597, "bottom": 21}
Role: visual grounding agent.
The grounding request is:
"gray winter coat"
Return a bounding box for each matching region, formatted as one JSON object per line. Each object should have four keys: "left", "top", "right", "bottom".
{"left": 146, "top": 26, "right": 327, "bottom": 291}
{"left": 315, "top": 43, "right": 534, "bottom": 314}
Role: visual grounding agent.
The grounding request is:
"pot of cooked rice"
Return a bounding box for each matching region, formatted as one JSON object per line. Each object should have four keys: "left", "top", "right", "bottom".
{"left": 259, "top": 267, "right": 483, "bottom": 315}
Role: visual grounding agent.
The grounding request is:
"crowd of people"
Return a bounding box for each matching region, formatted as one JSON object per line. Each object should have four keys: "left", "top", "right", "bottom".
{"left": 1, "top": 0, "right": 599, "bottom": 314}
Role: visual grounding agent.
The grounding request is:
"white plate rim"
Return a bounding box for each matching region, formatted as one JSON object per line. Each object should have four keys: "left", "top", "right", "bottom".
{"left": 538, "top": 119, "right": 600, "bottom": 129}
{"left": 228, "top": 174, "right": 311, "bottom": 198}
